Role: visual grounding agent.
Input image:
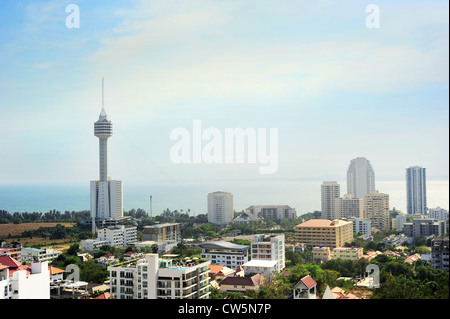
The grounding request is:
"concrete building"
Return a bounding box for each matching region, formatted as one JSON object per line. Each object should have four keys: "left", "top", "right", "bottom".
{"left": 347, "top": 157, "right": 375, "bottom": 199}
{"left": 364, "top": 191, "right": 390, "bottom": 231}
{"left": 347, "top": 217, "right": 372, "bottom": 235}
{"left": 21, "top": 247, "right": 60, "bottom": 264}
{"left": 429, "top": 207, "right": 448, "bottom": 221}
{"left": 402, "top": 218, "right": 448, "bottom": 238}
{"left": 0, "top": 259, "right": 50, "bottom": 299}
{"left": 250, "top": 234, "right": 285, "bottom": 273}
{"left": 332, "top": 247, "right": 363, "bottom": 261}
{"left": 406, "top": 166, "right": 427, "bottom": 215}
{"left": 80, "top": 239, "right": 109, "bottom": 251}
{"left": 0, "top": 242, "right": 22, "bottom": 262}
{"left": 198, "top": 241, "right": 249, "bottom": 269}
{"left": 142, "top": 223, "right": 181, "bottom": 243}
{"left": 312, "top": 246, "right": 332, "bottom": 262}
{"left": 295, "top": 219, "right": 353, "bottom": 248}
{"left": 312, "top": 246, "right": 363, "bottom": 262}
{"left": 321, "top": 181, "right": 340, "bottom": 220}
{"left": 395, "top": 214, "right": 407, "bottom": 231}
{"left": 431, "top": 237, "right": 449, "bottom": 271}
{"left": 335, "top": 194, "right": 363, "bottom": 219}
{"left": 207, "top": 191, "right": 233, "bottom": 226}
{"left": 108, "top": 254, "right": 210, "bottom": 299}
{"left": 81, "top": 225, "right": 137, "bottom": 251}
{"left": 97, "top": 225, "right": 137, "bottom": 247}
{"left": 243, "top": 205, "right": 297, "bottom": 222}
{"left": 90, "top": 79, "right": 123, "bottom": 232}
{"left": 242, "top": 260, "right": 278, "bottom": 278}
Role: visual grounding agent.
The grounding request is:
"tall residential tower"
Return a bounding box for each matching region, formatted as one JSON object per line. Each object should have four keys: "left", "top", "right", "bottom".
{"left": 207, "top": 191, "right": 233, "bottom": 226}
{"left": 321, "top": 181, "right": 340, "bottom": 220}
{"left": 406, "top": 166, "right": 427, "bottom": 215}
{"left": 90, "top": 79, "right": 123, "bottom": 232}
{"left": 347, "top": 157, "right": 375, "bottom": 199}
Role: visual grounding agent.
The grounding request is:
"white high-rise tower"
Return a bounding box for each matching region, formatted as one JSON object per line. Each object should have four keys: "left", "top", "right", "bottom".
{"left": 90, "top": 79, "right": 123, "bottom": 233}
{"left": 406, "top": 166, "right": 427, "bottom": 215}
{"left": 321, "top": 181, "right": 340, "bottom": 220}
{"left": 347, "top": 157, "right": 375, "bottom": 199}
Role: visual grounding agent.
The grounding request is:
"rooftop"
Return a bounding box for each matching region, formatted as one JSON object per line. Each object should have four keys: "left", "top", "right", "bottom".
{"left": 300, "top": 275, "right": 317, "bottom": 289}
{"left": 296, "top": 219, "right": 351, "bottom": 228}
{"left": 243, "top": 259, "right": 277, "bottom": 267}
{"left": 220, "top": 274, "right": 265, "bottom": 287}
{"left": 198, "top": 241, "right": 249, "bottom": 251}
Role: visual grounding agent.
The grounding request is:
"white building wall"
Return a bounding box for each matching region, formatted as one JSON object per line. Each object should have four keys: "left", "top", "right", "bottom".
{"left": 321, "top": 182, "right": 340, "bottom": 220}
{"left": 429, "top": 207, "right": 448, "bottom": 220}
{"left": 10, "top": 262, "right": 50, "bottom": 299}
{"left": 347, "top": 157, "right": 376, "bottom": 199}
{"left": 207, "top": 191, "right": 233, "bottom": 226}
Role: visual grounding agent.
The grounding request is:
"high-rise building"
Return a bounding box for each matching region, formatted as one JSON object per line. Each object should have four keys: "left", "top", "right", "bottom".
{"left": 90, "top": 79, "right": 123, "bottom": 231}
{"left": 347, "top": 157, "right": 375, "bottom": 199}
{"left": 364, "top": 191, "right": 390, "bottom": 231}
{"left": 406, "top": 166, "right": 427, "bottom": 215}
{"left": 335, "top": 194, "right": 363, "bottom": 219}
{"left": 207, "top": 191, "right": 233, "bottom": 226}
{"left": 321, "top": 181, "right": 340, "bottom": 220}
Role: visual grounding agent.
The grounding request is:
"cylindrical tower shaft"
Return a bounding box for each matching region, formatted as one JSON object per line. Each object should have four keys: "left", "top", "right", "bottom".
{"left": 99, "top": 138, "right": 108, "bottom": 181}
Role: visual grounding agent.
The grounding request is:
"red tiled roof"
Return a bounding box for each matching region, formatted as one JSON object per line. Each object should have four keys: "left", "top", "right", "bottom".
{"left": 208, "top": 264, "right": 224, "bottom": 274}
{"left": 0, "top": 255, "right": 22, "bottom": 269}
{"left": 300, "top": 275, "right": 317, "bottom": 289}
{"left": 92, "top": 292, "right": 111, "bottom": 299}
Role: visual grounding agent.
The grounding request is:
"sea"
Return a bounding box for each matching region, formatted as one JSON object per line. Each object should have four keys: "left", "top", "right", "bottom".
{"left": 0, "top": 180, "right": 448, "bottom": 216}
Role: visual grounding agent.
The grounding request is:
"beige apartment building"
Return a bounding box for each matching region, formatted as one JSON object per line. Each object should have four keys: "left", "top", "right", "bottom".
{"left": 295, "top": 219, "right": 353, "bottom": 248}
{"left": 364, "top": 191, "right": 390, "bottom": 231}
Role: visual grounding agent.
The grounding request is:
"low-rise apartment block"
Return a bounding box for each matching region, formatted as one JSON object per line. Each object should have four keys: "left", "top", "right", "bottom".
{"left": 21, "top": 247, "right": 60, "bottom": 264}
{"left": 198, "top": 241, "right": 249, "bottom": 269}
{"left": 312, "top": 246, "right": 363, "bottom": 262}
{"left": 402, "top": 218, "right": 448, "bottom": 238}
{"left": 243, "top": 205, "right": 297, "bottom": 222}
{"left": 81, "top": 225, "right": 137, "bottom": 251}
{"left": 431, "top": 237, "right": 449, "bottom": 271}
{"left": 108, "top": 254, "right": 210, "bottom": 299}
{"left": 250, "top": 234, "right": 285, "bottom": 272}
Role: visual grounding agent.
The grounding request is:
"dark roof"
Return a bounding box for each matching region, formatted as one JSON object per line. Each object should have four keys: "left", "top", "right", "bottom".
{"left": 198, "top": 241, "right": 249, "bottom": 251}
{"left": 220, "top": 274, "right": 265, "bottom": 287}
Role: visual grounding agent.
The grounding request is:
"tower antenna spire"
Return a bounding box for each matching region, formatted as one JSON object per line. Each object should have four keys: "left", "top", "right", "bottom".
{"left": 102, "top": 77, "right": 104, "bottom": 110}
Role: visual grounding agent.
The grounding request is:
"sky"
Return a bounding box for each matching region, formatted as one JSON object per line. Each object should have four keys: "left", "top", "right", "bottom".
{"left": 0, "top": 1, "right": 448, "bottom": 213}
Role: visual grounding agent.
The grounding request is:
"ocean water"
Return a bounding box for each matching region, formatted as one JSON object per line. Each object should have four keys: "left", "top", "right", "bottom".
{"left": 0, "top": 180, "right": 448, "bottom": 216}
